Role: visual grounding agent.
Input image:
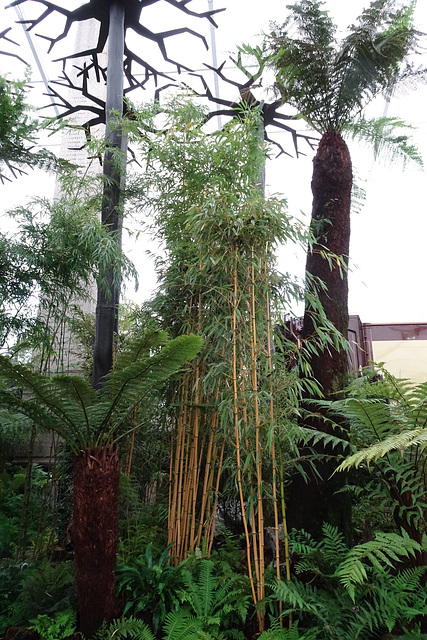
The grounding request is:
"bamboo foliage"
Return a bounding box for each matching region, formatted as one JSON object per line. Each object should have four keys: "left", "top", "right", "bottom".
{"left": 128, "top": 99, "right": 310, "bottom": 625}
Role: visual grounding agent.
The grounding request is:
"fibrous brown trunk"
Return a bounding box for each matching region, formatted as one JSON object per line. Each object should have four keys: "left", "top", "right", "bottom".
{"left": 73, "top": 446, "right": 120, "bottom": 637}
{"left": 288, "top": 131, "right": 352, "bottom": 540}
{"left": 303, "top": 130, "right": 352, "bottom": 395}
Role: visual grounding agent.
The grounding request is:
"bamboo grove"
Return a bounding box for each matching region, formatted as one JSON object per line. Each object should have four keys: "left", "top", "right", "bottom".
{"left": 126, "top": 100, "right": 310, "bottom": 625}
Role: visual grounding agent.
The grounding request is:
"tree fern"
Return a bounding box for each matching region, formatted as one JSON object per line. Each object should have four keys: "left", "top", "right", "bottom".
{"left": 346, "top": 115, "right": 423, "bottom": 168}
{"left": 0, "top": 331, "right": 203, "bottom": 452}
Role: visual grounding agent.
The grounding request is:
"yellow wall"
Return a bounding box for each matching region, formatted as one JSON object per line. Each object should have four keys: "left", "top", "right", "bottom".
{"left": 372, "top": 340, "right": 427, "bottom": 384}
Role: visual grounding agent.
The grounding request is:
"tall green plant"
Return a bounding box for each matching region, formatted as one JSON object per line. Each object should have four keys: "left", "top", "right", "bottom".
{"left": 263, "top": 0, "right": 423, "bottom": 537}
{"left": 125, "top": 99, "right": 326, "bottom": 629}
{"left": 0, "top": 331, "right": 202, "bottom": 636}
{"left": 264, "top": 0, "right": 422, "bottom": 394}
{"left": 0, "top": 74, "right": 62, "bottom": 183}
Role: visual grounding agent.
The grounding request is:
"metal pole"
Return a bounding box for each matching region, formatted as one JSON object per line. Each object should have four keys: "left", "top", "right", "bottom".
{"left": 14, "top": 5, "right": 60, "bottom": 117}
{"left": 92, "top": 0, "right": 125, "bottom": 390}
{"left": 208, "top": 0, "right": 222, "bottom": 130}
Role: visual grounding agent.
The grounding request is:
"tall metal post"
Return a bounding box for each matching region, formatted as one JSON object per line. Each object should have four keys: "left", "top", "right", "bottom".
{"left": 92, "top": 1, "right": 125, "bottom": 390}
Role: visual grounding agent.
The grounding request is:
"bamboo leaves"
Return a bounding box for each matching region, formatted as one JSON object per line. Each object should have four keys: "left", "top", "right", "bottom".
{"left": 127, "top": 99, "right": 312, "bottom": 630}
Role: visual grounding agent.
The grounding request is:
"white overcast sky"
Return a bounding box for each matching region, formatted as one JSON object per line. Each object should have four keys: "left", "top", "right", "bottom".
{"left": 1, "top": 0, "right": 427, "bottom": 324}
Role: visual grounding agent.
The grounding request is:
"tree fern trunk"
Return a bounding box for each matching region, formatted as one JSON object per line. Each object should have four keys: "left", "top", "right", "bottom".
{"left": 289, "top": 131, "right": 352, "bottom": 540}
{"left": 303, "top": 130, "right": 352, "bottom": 394}
{"left": 73, "top": 446, "right": 120, "bottom": 637}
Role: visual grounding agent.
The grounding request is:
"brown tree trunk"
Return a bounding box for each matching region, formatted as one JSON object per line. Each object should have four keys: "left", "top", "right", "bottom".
{"left": 73, "top": 446, "right": 120, "bottom": 637}
{"left": 288, "top": 131, "right": 353, "bottom": 541}
{"left": 303, "top": 130, "right": 352, "bottom": 395}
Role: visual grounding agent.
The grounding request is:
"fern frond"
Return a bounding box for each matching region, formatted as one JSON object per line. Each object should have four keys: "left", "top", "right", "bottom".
{"left": 335, "top": 531, "right": 420, "bottom": 600}
{"left": 113, "top": 330, "right": 169, "bottom": 370}
{"left": 101, "top": 334, "right": 203, "bottom": 436}
{"left": 258, "top": 620, "right": 317, "bottom": 639}
{"left": 271, "top": 579, "right": 322, "bottom": 616}
{"left": 320, "top": 523, "right": 348, "bottom": 562}
{"left": 163, "top": 609, "right": 212, "bottom": 640}
{"left": 346, "top": 115, "right": 423, "bottom": 169}
{"left": 95, "top": 616, "right": 155, "bottom": 640}
{"left": 337, "top": 427, "right": 427, "bottom": 471}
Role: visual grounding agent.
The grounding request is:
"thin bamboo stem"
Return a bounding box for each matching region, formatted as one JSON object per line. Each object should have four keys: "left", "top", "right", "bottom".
{"left": 251, "top": 247, "right": 264, "bottom": 624}
{"left": 196, "top": 408, "right": 216, "bottom": 548}
{"left": 232, "top": 256, "right": 257, "bottom": 607}
{"left": 208, "top": 441, "right": 225, "bottom": 556}
{"left": 265, "top": 263, "right": 281, "bottom": 584}
{"left": 280, "top": 462, "right": 292, "bottom": 630}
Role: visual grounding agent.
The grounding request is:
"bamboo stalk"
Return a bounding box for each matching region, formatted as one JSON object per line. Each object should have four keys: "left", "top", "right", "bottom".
{"left": 250, "top": 247, "right": 265, "bottom": 624}
{"left": 232, "top": 256, "right": 257, "bottom": 607}
{"left": 189, "top": 394, "right": 200, "bottom": 551}
{"left": 265, "top": 261, "right": 281, "bottom": 584}
{"left": 168, "top": 382, "right": 187, "bottom": 553}
{"left": 174, "top": 398, "right": 189, "bottom": 560}
{"left": 280, "top": 461, "right": 292, "bottom": 630}
{"left": 207, "top": 441, "right": 225, "bottom": 556}
{"left": 189, "top": 286, "right": 203, "bottom": 551}
{"left": 195, "top": 407, "right": 216, "bottom": 548}
{"left": 180, "top": 422, "right": 194, "bottom": 560}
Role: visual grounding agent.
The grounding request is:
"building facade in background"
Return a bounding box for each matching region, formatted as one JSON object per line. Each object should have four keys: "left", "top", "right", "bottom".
{"left": 349, "top": 316, "right": 427, "bottom": 383}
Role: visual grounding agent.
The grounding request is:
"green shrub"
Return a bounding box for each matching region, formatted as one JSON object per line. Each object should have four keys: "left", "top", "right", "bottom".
{"left": 266, "top": 524, "right": 427, "bottom": 639}
{"left": 116, "top": 543, "right": 183, "bottom": 634}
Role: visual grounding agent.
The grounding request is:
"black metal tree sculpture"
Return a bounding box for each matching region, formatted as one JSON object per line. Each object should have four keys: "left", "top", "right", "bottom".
{"left": 4, "top": 1, "right": 222, "bottom": 635}
{"left": 8, "top": 0, "right": 221, "bottom": 389}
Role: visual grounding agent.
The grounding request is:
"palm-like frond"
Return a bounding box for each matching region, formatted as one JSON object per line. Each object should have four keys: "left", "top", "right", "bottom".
{"left": 95, "top": 616, "right": 155, "bottom": 640}
{"left": 346, "top": 115, "right": 423, "bottom": 168}
{"left": 99, "top": 333, "right": 203, "bottom": 445}
{"left": 338, "top": 427, "right": 427, "bottom": 470}
{"left": 334, "top": 530, "right": 420, "bottom": 600}
{"left": 329, "top": 374, "right": 427, "bottom": 470}
{"left": 0, "top": 332, "right": 203, "bottom": 453}
{"left": 266, "top": 0, "right": 421, "bottom": 133}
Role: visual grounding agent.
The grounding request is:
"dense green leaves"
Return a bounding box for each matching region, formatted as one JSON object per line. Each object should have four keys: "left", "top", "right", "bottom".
{"left": 268, "top": 523, "right": 427, "bottom": 639}
{"left": 0, "top": 173, "right": 137, "bottom": 354}
{"left": 0, "top": 331, "right": 202, "bottom": 452}
{"left": 266, "top": 0, "right": 421, "bottom": 135}
{"left": 0, "top": 75, "right": 62, "bottom": 183}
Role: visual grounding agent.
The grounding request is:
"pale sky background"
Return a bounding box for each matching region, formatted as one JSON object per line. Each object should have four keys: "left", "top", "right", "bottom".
{"left": 1, "top": 0, "right": 427, "bottom": 324}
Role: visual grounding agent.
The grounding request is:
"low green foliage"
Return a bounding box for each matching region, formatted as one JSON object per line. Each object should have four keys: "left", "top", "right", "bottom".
{"left": 259, "top": 620, "right": 317, "bottom": 640}
{"left": 118, "top": 475, "right": 169, "bottom": 564}
{"left": 175, "top": 558, "right": 251, "bottom": 640}
{"left": 317, "top": 370, "right": 427, "bottom": 542}
{"left": 0, "top": 74, "right": 64, "bottom": 183}
{"left": 94, "top": 616, "right": 155, "bottom": 640}
{"left": 0, "top": 464, "right": 50, "bottom": 557}
{"left": 29, "top": 608, "right": 77, "bottom": 640}
{"left": 117, "top": 542, "right": 183, "bottom": 634}
{"left": 0, "top": 560, "right": 76, "bottom": 634}
{"left": 267, "top": 524, "right": 427, "bottom": 639}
